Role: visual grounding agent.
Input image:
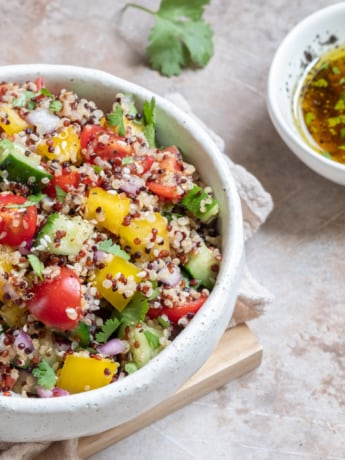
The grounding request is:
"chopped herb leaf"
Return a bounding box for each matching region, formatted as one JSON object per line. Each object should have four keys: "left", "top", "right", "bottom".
{"left": 97, "top": 239, "right": 130, "bottom": 260}
{"left": 305, "top": 112, "right": 316, "bottom": 125}
{"left": 143, "top": 124, "right": 155, "bottom": 147}
{"left": 92, "top": 165, "right": 103, "bottom": 174}
{"left": 32, "top": 359, "right": 56, "bottom": 389}
{"left": 40, "top": 87, "right": 53, "bottom": 98}
{"left": 106, "top": 105, "right": 126, "bottom": 136}
{"left": 144, "top": 330, "right": 160, "bottom": 349}
{"left": 12, "top": 91, "right": 36, "bottom": 108}
{"left": 27, "top": 193, "right": 47, "bottom": 204}
{"left": 27, "top": 100, "right": 36, "bottom": 111}
{"left": 27, "top": 254, "right": 44, "bottom": 280}
{"left": 157, "top": 315, "right": 170, "bottom": 328}
{"left": 312, "top": 78, "right": 328, "bottom": 88}
{"left": 143, "top": 98, "right": 156, "bottom": 126}
{"left": 120, "top": 293, "right": 149, "bottom": 325}
{"left": 55, "top": 185, "right": 67, "bottom": 203}
{"left": 96, "top": 318, "right": 120, "bottom": 343}
{"left": 49, "top": 100, "right": 63, "bottom": 112}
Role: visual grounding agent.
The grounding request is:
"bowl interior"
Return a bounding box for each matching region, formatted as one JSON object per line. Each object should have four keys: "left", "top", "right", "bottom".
{"left": 0, "top": 64, "right": 244, "bottom": 442}
{"left": 267, "top": 3, "right": 345, "bottom": 184}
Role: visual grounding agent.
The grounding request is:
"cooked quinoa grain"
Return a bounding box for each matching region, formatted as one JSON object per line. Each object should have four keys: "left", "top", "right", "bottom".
{"left": 0, "top": 79, "right": 221, "bottom": 397}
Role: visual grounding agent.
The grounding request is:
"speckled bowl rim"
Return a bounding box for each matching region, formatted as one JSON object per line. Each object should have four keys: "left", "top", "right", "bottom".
{"left": 267, "top": 3, "right": 345, "bottom": 181}
{"left": 0, "top": 64, "right": 244, "bottom": 442}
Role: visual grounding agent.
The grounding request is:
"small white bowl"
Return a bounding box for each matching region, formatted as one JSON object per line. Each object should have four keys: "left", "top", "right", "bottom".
{"left": 0, "top": 65, "right": 244, "bottom": 442}
{"left": 267, "top": 3, "right": 345, "bottom": 185}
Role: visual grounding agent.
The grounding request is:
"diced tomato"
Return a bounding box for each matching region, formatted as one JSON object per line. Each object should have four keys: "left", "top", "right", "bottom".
{"left": 127, "top": 155, "right": 154, "bottom": 176}
{"left": 146, "top": 146, "right": 184, "bottom": 201}
{"left": 34, "top": 77, "right": 45, "bottom": 92}
{"left": 148, "top": 294, "right": 207, "bottom": 323}
{"left": 26, "top": 267, "right": 82, "bottom": 331}
{"left": 44, "top": 170, "right": 81, "bottom": 198}
{"left": 0, "top": 193, "right": 38, "bottom": 247}
{"left": 80, "top": 125, "right": 132, "bottom": 162}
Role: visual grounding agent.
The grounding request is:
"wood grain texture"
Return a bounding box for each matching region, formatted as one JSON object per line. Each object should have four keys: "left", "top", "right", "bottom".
{"left": 78, "top": 324, "right": 262, "bottom": 459}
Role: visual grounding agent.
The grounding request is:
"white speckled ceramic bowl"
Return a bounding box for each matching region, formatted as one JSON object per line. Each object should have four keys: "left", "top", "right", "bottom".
{"left": 267, "top": 3, "right": 345, "bottom": 185}
{"left": 0, "top": 65, "right": 244, "bottom": 442}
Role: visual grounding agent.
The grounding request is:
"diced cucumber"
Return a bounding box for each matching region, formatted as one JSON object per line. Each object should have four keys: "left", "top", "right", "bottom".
{"left": 0, "top": 139, "right": 52, "bottom": 189}
{"left": 181, "top": 184, "right": 219, "bottom": 223}
{"left": 184, "top": 242, "right": 219, "bottom": 289}
{"left": 34, "top": 213, "right": 93, "bottom": 256}
{"left": 127, "top": 323, "right": 165, "bottom": 368}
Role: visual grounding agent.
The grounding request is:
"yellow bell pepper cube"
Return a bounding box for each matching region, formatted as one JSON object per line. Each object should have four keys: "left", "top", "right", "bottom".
{"left": 56, "top": 354, "right": 118, "bottom": 394}
{"left": 36, "top": 125, "right": 81, "bottom": 163}
{"left": 86, "top": 187, "right": 130, "bottom": 235}
{"left": 0, "top": 104, "right": 30, "bottom": 135}
{"left": 95, "top": 255, "right": 140, "bottom": 311}
{"left": 119, "top": 212, "right": 170, "bottom": 261}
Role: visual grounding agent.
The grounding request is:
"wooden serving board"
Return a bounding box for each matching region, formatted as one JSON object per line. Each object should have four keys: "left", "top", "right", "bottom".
{"left": 78, "top": 323, "right": 262, "bottom": 459}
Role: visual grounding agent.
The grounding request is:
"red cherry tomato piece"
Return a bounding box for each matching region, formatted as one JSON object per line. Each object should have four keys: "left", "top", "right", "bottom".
{"left": 148, "top": 294, "right": 207, "bottom": 324}
{"left": 80, "top": 125, "right": 132, "bottom": 162}
{"left": 44, "top": 170, "right": 81, "bottom": 198}
{"left": 146, "top": 146, "right": 184, "bottom": 201}
{"left": 0, "top": 193, "right": 38, "bottom": 247}
{"left": 34, "top": 77, "right": 45, "bottom": 92}
{"left": 27, "top": 267, "right": 82, "bottom": 331}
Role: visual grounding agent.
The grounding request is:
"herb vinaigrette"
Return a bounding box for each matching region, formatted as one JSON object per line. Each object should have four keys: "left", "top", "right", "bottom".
{"left": 297, "top": 46, "right": 345, "bottom": 163}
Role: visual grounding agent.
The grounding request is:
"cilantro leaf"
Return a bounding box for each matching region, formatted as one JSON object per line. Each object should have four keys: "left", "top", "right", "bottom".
{"left": 49, "top": 100, "right": 63, "bottom": 112}
{"left": 107, "top": 105, "right": 126, "bottom": 136}
{"left": 124, "top": 0, "right": 213, "bottom": 76}
{"left": 55, "top": 185, "right": 67, "bottom": 203}
{"left": 12, "top": 91, "right": 36, "bottom": 108}
{"left": 27, "top": 254, "right": 44, "bottom": 280}
{"left": 120, "top": 293, "right": 149, "bottom": 325}
{"left": 96, "top": 318, "right": 120, "bottom": 343}
{"left": 40, "top": 87, "right": 53, "bottom": 98}
{"left": 32, "top": 359, "right": 57, "bottom": 389}
{"left": 143, "top": 98, "right": 156, "bottom": 147}
{"left": 97, "top": 240, "right": 130, "bottom": 260}
{"left": 27, "top": 193, "right": 47, "bottom": 204}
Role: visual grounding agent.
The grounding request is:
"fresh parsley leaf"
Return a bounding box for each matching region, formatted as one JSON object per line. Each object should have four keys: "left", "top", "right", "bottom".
{"left": 12, "top": 91, "right": 37, "bottom": 108}
{"left": 71, "top": 322, "right": 90, "bottom": 347}
{"left": 96, "top": 317, "right": 120, "bottom": 343}
{"left": 27, "top": 193, "right": 47, "bottom": 204}
{"left": 32, "top": 359, "right": 57, "bottom": 389}
{"left": 55, "top": 185, "right": 67, "bottom": 203}
{"left": 143, "top": 98, "right": 156, "bottom": 147}
{"left": 157, "top": 315, "right": 170, "bottom": 328}
{"left": 97, "top": 239, "right": 130, "bottom": 260}
{"left": 49, "top": 100, "right": 63, "bottom": 112}
{"left": 124, "top": 0, "right": 213, "bottom": 76}
{"left": 144, "top": 330, "right": 160, "bottom": 349}
{"left": 40, "top": 87, "right": 53, "bottom": 98}
{"left": 106, "top": 105, "right": 126, "bottom": 136}
{"left": 143, "top": 124, "right": 155, "bottom": 147}
{"left": 120, "top": 293, "right": 149, "bottom": 325}
{"left": 27, "top": 254, "right": 44, "bottom": 280}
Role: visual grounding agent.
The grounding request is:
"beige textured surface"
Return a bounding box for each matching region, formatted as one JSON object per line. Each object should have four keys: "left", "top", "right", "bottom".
{"left": 0, "top": 1, "right": 344, "bottom": 459}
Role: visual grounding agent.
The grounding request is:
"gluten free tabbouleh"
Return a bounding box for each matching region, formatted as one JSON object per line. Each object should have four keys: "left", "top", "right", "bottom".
{"left": 0, "top": 78, "right": 221, "bottom": 397}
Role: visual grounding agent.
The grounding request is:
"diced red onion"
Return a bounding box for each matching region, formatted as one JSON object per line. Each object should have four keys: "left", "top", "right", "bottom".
{"left": 26, "top": 108, "right": 61, "bottom": 135}
{"left": 120, "top": 175, "right": 144, "bottom": 196}
{"left": 97, "top": 338, "right": 125, "bottom": 356}
{"left": 157, "top": 266, "right": 182, "bottom": 287}
{"left": 95, "top": 250, "right": 109, "bottom": 262}
{"left": 36, "top": 386, "right": 69, "bottom": 398}
{"left": 14, "top": 330, "right": 33, "bottom": 352}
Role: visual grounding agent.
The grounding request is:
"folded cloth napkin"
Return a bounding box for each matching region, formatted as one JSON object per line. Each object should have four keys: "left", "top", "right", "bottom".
{"left": 0, "top": 93, "right": 273, "bottom": 460}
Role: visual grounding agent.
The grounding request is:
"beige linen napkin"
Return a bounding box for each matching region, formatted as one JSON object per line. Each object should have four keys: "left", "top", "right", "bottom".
{"left": 0, "top": 94, "right": 273, "bottom": 460}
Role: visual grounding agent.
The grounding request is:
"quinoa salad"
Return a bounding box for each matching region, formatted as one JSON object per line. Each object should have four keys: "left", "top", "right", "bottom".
{"left": 0, "top": 78, "right": 221, "bottom": 397}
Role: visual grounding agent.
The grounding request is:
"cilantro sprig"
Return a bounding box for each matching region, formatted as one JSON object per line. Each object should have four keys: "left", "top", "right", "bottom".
{"left": 123, "top": 0, "right": 214, "bottom": 76}
{"left": 27, "top": 254, "right": 44, "bottom": 280}
{"left": 97, "top": 239, "right": 130, "bottom": 260}
{"left": 106, "top": 105, "right": 126, "bottom": 136}
{"left": 32, "top": 359, "right": 57, "bottom": 389}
